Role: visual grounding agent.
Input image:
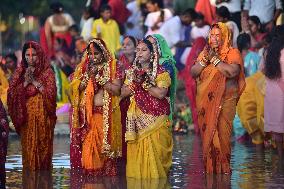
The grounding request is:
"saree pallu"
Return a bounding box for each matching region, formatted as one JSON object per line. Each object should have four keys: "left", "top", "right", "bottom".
{"left": 21, "top": 94, "right": 55, "bottom": 170}
{"left": 126, "top": 112, "right": 173, "bottom": 179}
{"left": 82, "top": 112, "right": 117, "bottom": 176}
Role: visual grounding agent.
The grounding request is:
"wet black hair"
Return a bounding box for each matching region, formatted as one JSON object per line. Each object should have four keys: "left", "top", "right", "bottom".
{"left": 264, "top": 37, "right": 284, "bottom": 80}
{"left": 100, "top": 4, "right": 112, "bottom": 13}
{"left": 147, "top": 0, "right": 164, "bottom": 8}
{"left": 124, "top": 36, "right": 137, "bottom": 47}
{"left": 141, "top": 39, "right": 154, "bottom": 53}
{"left": 248, "top": 16, "right": 261, "bottom": 26}
{"left": 50, "top": 2, "right": 64, "bottom": 13}
{"left": 237, "top": 33, "right": 251, "bottom": 52}
{"left": 195, "top": 12, "right": 204, "bottom": 20}
{"left": 216, "top": 6, "right": 230, "bottom": 20}
{"left": 181, "top": 8, "right": 197, "bottom": 19}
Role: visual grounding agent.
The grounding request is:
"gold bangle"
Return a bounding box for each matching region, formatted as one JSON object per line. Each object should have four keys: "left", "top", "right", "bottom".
{"left": 199, "top": 61, "right": 207, "bottom": 67}
{"left": 213, "top": 59, "right": 221, "bottom": 67}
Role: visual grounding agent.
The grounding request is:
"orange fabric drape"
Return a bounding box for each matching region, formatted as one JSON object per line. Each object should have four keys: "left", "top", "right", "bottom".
{"left": 21, "top": 94, "right": 55, "bottom": 170}
{"left": 195, "top": 0, "right": 216, "bottom": 25}
{"left": 196, "top": 23, "right": 245, "bottom": 174}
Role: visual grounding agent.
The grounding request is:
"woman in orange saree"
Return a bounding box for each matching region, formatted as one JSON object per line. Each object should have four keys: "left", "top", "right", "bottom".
{"left": 8, "top": 41, "right": 57, "bottom": 171}
{"left": 191, "top": 22, "right": 245, "bottom": 174}
{"left": 69, "top": 38, "right": 122, "bottom": 176}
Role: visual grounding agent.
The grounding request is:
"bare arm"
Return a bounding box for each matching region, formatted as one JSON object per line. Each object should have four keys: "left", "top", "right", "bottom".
{"left": 103, "top": 79, "right": 122, "bottom": 96}
{"left": 215, "top": 62, "right": 241, "bottom": 78}
{"left": 120, "top": 84, "right": 133, "bottom": 99}
{"left": 147, "top": 86, "right": 168, "bottom": 100}
{"left": 190, "top": 62, "right": 206, "bottom": 79}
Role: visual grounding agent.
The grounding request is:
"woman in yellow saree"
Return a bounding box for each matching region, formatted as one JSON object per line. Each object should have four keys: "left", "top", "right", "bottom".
{"left": 121, "top": 39, "right": 173, "bottom": 179}
{"left": 69, "top": 38, "right": 122, "bottom": 176}
{"left": 191, "top": 22, "right": 245, "bottom": 174}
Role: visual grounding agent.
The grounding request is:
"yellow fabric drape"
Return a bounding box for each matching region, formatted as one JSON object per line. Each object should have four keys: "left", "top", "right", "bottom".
{"left": 91, "top": 18, "right": 121, "bottom": 55}
{"left": 237, "top": 72, "right": 265, "bottom": 144}
{"left": 126, "top": 71, "right": 173, "bottom": 179}
{"left": 0, "top": 68, "right": 9, "bottom": 108}
{"left": 56, "top": 70, "right": 70, "bottom": 108}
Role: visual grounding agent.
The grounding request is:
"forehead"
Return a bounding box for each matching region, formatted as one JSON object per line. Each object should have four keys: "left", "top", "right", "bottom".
{"left": 137, "top": 42, "right": 148, "bottom": 49}
{"left": 25, "top": 47, "right": 36, "bottom": 53}
{"left": 124, "top": 37, "right": 133, "bottom": 44}
{"left": 210, "top": 27, "right": 221, "bottom": 35}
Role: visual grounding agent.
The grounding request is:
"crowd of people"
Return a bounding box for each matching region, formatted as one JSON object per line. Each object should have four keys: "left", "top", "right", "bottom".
{"left": 1, "top": 0, "right": 284, "bottom": 188}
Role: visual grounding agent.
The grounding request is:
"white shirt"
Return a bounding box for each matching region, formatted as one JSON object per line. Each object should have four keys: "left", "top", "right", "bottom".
{"left": 125, "top": 1, "right": 144, "bottom": 39}
{"left": 243, "top": 0, "right": 283, "bottom": 24}
{"left": 159, "top": 16, "right": 184, "bottom": 48}
{"left": 144, "top": 9, "right": 173, "bottom": 36}
{"left": 215, "top": 0, "right": 241, "bottom": 13}
{"left": 190, "top": 25, "right": 210, "bottom": 40}
{"left": 81, "top": 17, "right": 94, "bottom": 41}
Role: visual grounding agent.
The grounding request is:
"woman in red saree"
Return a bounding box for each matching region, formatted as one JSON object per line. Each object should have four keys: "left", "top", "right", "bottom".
{"left": 0, "top": 100, "right": 8, "bottom": 188}
{"left": 8, "top": 41, "right": 57, "bottom": 171}
{"left": 191, "top": 22, "right": 245, "bottom": 174}
{"left": 180, "top": 37, "right": 207, "bottom": 133}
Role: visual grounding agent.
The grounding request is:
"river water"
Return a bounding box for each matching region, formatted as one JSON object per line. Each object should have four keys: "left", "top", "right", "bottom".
{"left": 5, "top": 133, "right": 284, "bottom": 189}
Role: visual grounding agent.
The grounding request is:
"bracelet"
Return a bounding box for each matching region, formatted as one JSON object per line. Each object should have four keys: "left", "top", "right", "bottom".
{"left": 199, "top": 61, "right": 207, "bottom": 67}
{"left": 213, "top": 58, "right": 221, "bottom": 67}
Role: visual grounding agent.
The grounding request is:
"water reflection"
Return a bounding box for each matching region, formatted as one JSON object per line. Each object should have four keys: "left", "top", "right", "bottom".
{"left": 5, "top": 133, "right": 284, "bottom": 189}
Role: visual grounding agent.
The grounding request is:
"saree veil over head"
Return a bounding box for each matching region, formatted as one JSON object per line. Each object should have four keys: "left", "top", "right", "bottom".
{"left": 8, "top": 41, "right": 57, "bottom": 133}
{"left": 150, "top": 34, "right": 177, "bottom": 121}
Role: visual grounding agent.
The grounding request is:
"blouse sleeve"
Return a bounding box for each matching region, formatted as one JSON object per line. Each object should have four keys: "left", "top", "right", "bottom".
{"left": 156, "top": 71, "right": 171, "bottom": 88}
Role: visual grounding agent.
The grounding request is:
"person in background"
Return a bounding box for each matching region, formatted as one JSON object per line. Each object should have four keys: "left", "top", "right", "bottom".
{"left": 8, "top": 41, "right": 57, "bottom": 171}
{"left": 44, "top": 2, "right": 75, "bottom": 57}
{"left": 160, "top": 8, "right": 197, "bottom": 70}
{"left": 144, "top": 0, "right": 173, "bottom": 36}
{"left": 91, "top": 4, "right": 121, "bottom": 55}
{"left": 69, "top": 25, "right": 81, "bottom": 54}
{"left": 119, "top": 36, "right": 138, "bottom": 161}
{"left": 174, "top": 0, "right": 196, "bottom": 15}
{"left": 215, "top": 0, "right": 241, "bottom": 30}
{"left": 233, "top": 33, "right": 262, "bottom": 142}
{"left": 107, "top": 0, "right": 131, "bottom": 34}
{"left": 125, "top": 0, "right": 144, "bottom": 39}
{"left": 0, "top": 100, "right": 8, "bottom": 189}
{"left": 190, "top": 12, "right": 210, "bottom": 41}
{"left": 237, "top": 33, "right": 261, "bottom": 77}
{"left": 243, "top": 0, "right": 283, "bottom": 32}
{"left": 242, "top": 16, "right": 267, "bottom": 52}
{"left": 195, "top": 0, "right": 216, "bottom": 24}
{"left": 0, "top": 60, "right": 9, "bottom": 109}
{"left": 264, "top": 37, "right": 284, "bottom": 160}
{"left": 216, "top": 6, "right": 239, "bottom": 48}
{"left": 81, "top": 7, "right": 95, "bottom": 41}
{"left": 3, "top": 53, "right": 18, "bottom": 80}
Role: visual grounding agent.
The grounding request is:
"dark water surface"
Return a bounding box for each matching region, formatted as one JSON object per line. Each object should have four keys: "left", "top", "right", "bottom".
{"left": 5, "top": 133, "right": 284, "bottom": 189}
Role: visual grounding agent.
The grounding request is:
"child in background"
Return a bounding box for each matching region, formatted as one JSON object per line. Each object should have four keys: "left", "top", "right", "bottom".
{"left": 190, "top": 12, "right": 210, "bottom": 41}
{"left": 91, "top": 5, "right": 121, "bottom": 55}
